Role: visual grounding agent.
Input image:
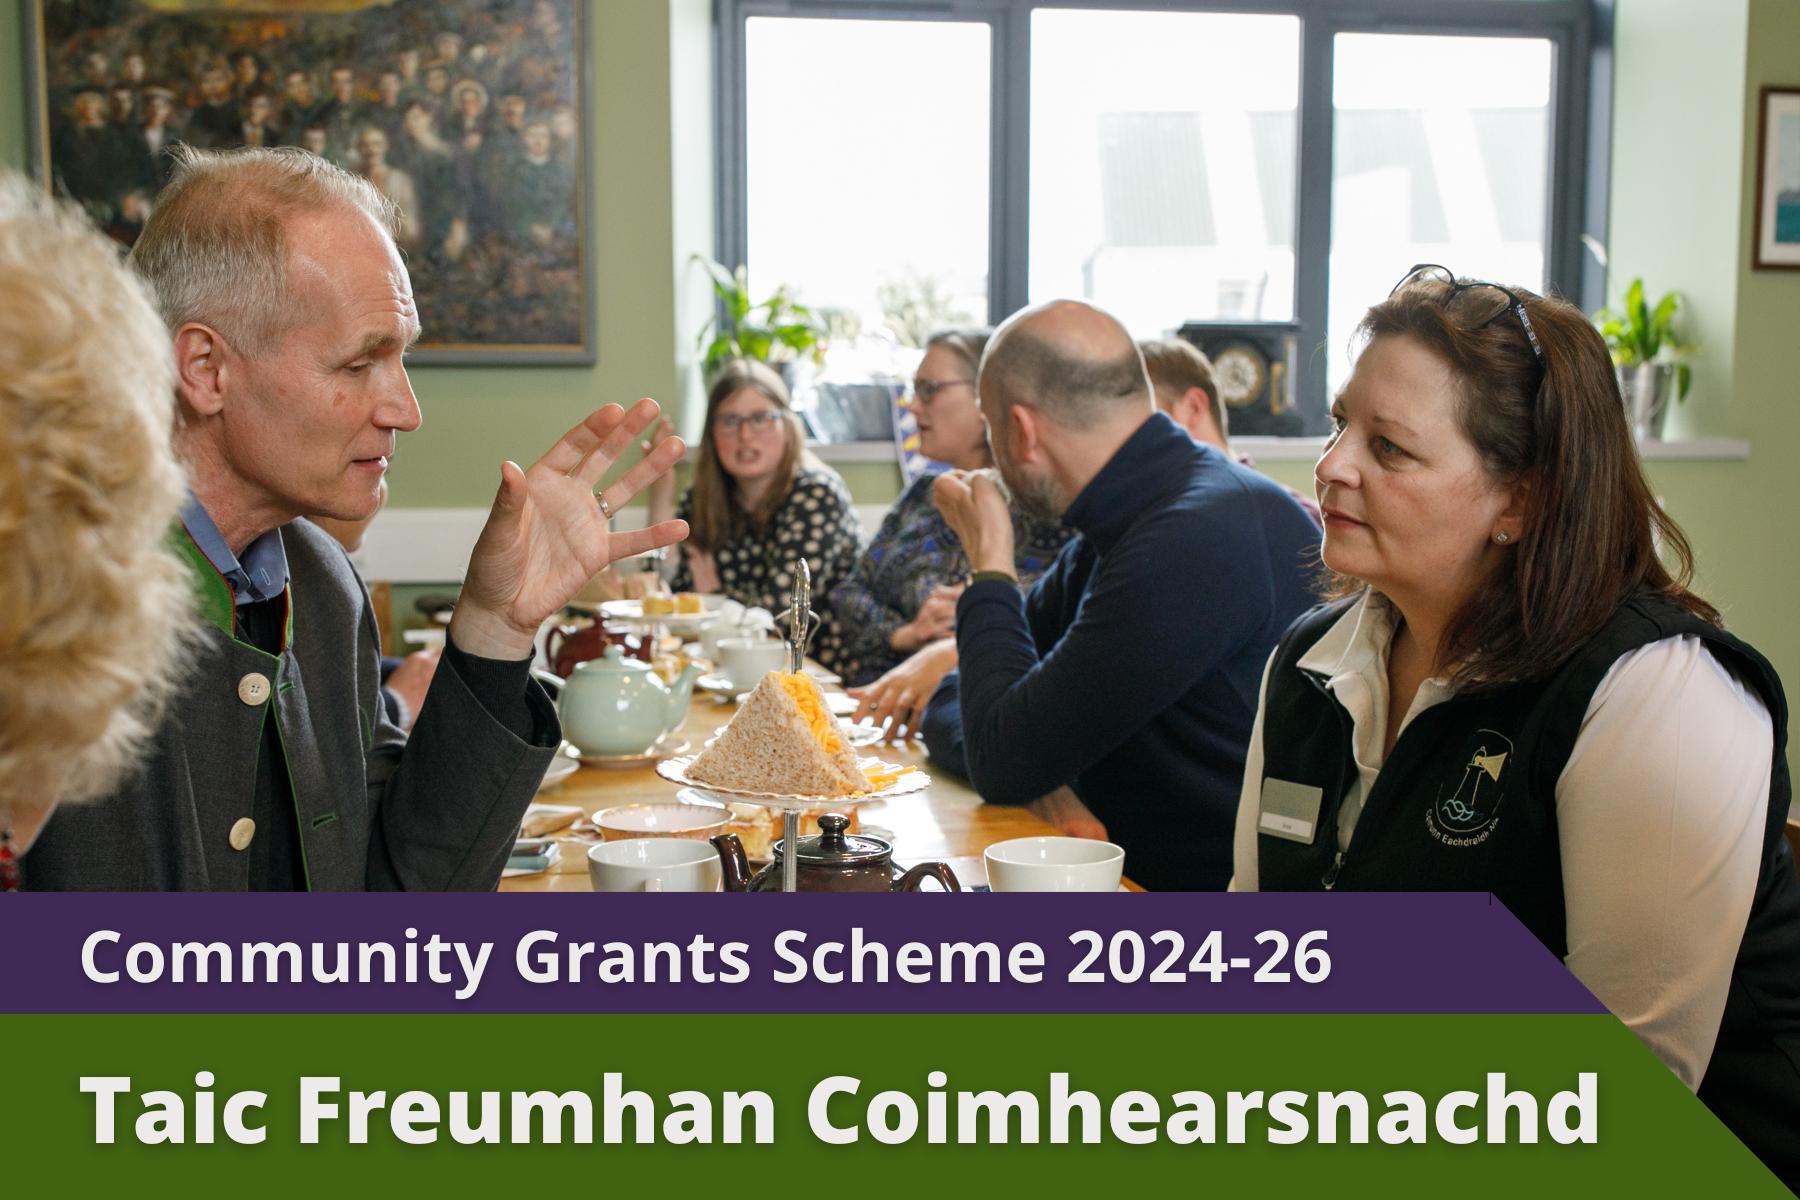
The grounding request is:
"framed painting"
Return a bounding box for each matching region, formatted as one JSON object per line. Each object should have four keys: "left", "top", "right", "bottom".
{"left": 24, "top": 0, "right": 595, "bottom": 364}
{"left": 1753, "top": 86, "right": 1800, "bottom": 271}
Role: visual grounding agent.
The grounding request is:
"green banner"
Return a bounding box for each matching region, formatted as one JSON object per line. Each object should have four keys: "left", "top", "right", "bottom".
{"left": 4, "top": 1014, "right": 1781, "bottom": 1196}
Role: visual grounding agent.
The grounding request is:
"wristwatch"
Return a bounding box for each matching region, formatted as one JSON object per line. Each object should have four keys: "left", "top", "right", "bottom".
{"left": 967, "top": 569, "right": 1019, "bottom": 587}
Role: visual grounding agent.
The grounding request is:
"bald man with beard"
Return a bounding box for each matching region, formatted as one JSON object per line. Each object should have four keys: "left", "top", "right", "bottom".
{"left": 921, "top": 300, "right": 1320, "bottom": 890}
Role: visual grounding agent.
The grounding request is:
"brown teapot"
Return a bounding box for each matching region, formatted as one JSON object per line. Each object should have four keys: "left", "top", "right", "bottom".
{"left": 713, "top": 813, "right": 961, "bottom": 893}
{"left": 546, "top": 618, "right": 650, "bottom": 678}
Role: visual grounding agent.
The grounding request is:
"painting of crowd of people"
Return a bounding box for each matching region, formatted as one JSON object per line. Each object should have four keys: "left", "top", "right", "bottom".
{"left": 30, "top": 0, "right": 591, "bottom": 360}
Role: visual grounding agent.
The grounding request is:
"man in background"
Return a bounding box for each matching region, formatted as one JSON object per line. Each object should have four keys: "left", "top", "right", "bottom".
{"left": 922, "top": 301, "right": 1320, "bottom": 890}
{"left": 186, "top": 66, "right": 240, "bottom": 148}
{"left": 1139, "top": 337, "right": 1321, "bottom": 525}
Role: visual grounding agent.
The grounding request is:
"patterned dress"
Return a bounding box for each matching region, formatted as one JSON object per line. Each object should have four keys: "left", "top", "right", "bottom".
{"left": 672, "top": 465, "right": 863, "bottom": 671}
{"left": 821, "top": 471, "right": 1074, "bottom": 687}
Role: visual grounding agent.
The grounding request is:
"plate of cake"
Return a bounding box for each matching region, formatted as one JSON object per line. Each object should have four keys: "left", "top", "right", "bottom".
{"left": 598, "top": 593, "right": 721, "bottom": 630}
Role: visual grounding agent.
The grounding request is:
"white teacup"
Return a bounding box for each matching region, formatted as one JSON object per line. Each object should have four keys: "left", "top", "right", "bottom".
{"left": 699, "top": 621, "right": 732, "bottom": 662}
{"left": 587, "top": 838, "right": 722, "bottom": 893}
{"left": 717, "top": 636, "right": 788, "bottom": 691}
{"left": 984, "top": 837, "right": 1125, "bottom": 893}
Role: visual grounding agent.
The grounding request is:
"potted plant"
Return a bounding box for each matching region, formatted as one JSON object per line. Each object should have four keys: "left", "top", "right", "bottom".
{"left": 1593, "top": 278, "right": 1697, "bottom": 440}
{"left": 692, "top": 256, "right": 826, "bottom": 378}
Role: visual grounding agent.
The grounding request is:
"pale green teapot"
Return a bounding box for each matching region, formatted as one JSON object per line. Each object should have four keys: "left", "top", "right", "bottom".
{"left": 545, "top": 645, "right": 702, "bottom": 757}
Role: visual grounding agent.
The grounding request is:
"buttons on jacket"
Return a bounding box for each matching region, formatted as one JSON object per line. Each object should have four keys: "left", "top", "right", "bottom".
{"left": 228, "top": 817, "right": 256, "bottom": 851}
{"left": 238, "top": 672, "right": 271, "bottom": 706}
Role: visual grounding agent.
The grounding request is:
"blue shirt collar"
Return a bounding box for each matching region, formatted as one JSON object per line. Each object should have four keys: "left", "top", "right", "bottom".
{"left": 179, "top": 493, "right": 290, "bottom": 607}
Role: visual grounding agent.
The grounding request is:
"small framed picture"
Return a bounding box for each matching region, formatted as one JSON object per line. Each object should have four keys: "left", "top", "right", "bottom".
{"left": 1753, "top": 86, "right": 1800, "bottom": 271}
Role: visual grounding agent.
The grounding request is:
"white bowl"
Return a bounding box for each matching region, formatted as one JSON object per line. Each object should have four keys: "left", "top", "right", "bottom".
{"left": 984, "top": 837, "right": 1125, "bottom": 892}
{"left": 595, "top": 801, "right": 729, "bottom": 842}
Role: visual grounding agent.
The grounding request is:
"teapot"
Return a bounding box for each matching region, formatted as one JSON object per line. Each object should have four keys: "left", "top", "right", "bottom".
{"left": 713, "top": 813, "right": 962, "bottom": 893}
{"left": 540, "top": 645, "right": 702, "bottom": 757}
{"left": 547, "top": 617, "right": 649, "bottom": 678}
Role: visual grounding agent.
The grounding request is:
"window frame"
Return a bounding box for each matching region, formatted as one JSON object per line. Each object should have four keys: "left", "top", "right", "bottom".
{"left": 716, "top": 0, "right": 1603, "bottom": 429}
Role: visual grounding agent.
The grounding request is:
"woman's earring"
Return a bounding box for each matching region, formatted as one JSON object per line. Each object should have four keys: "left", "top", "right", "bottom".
{"left": 1494, "top": 530, "right": 1511, "bottom": 544}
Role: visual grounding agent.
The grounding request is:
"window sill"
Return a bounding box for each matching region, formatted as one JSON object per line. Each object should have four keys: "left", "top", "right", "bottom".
{"left": 806, "top": 440, "right": 899, "bottom": 464}
{"left": 1636, "top": 438, "right": 1749, "bottom": 461}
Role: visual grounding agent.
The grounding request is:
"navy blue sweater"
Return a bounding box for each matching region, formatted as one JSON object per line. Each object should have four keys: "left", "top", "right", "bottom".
{"left": 921, "top": 413, "right": 1321, "bottom": 890}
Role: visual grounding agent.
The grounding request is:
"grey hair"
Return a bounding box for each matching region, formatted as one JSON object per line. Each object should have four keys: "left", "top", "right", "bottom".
{"left": 127, "top": 145, "right": 399, "bottom": 354}
{"left": 978, "top": 329, "right": 1150, "bottom": 432}
{"left": 923, "top": 326, "right": 993, "bottom": 376}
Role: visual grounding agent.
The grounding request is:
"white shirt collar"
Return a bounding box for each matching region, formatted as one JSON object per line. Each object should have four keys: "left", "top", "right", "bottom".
{"left": 1296, "top": 590, "right": 1460, "bottom": 765}
{"left": 1296, "top": 589, "right": 1397, "bottom": 683}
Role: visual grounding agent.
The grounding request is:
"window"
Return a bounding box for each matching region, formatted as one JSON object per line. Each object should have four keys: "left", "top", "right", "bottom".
{"left": 1029, "top": 10, "right": 1300, "bottom": 332}
{"left": 1328, "top": 33, "right": 1556, "bottom": 393}
{"left": 719, "top": 2, "right": 1598, "bottom": 437}
{"left": 744, "top": 17, "right": 992, "bottom": 337}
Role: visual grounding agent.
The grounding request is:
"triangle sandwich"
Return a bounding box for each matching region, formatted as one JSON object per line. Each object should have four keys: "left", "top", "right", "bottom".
{"left": 688, "top": 671, "right": 870, "bottom": 796}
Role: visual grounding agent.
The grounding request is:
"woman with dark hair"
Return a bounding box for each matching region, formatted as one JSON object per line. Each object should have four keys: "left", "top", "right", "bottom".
{"left": 1231, "top": 265, "right": 1798, "bottom": 1183}
{"left": 652, "top": 359, "right": 860, "bottom": 665}
{"left": 834, "top": 328, "right": 1072, "bottom": 714}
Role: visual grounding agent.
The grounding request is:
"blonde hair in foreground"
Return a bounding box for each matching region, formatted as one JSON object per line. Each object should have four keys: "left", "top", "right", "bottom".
{"left": 0, "top": 176, "right": 194, "bottom": 811}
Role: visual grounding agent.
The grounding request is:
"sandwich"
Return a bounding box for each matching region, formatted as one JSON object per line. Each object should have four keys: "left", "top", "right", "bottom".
{"left": 688, "top": 671, "right": 905, "bottom": 796}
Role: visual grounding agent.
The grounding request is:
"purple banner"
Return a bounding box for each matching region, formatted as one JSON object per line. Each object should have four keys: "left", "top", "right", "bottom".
{"left": 0, "top": 892, "right": 1601, "bottom": 1015}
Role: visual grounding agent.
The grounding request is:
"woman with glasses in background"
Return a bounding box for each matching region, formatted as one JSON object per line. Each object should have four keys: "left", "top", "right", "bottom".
{"left": 648, "top": 358, "right": 861, "bottom": 669}
{"left": 836, "top": 328, "right": 1072, "bottom": 730}
{"left": 1230, "top": 266, "right": 1799, "bottom": 1185}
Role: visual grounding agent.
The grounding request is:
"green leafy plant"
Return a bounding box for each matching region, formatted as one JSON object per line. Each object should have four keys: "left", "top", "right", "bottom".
{"left": 1594, "top": 278, "right": 1698, "bottom": 401}
{"left": 693, "top": 256, "right": 826, "bottom": 376}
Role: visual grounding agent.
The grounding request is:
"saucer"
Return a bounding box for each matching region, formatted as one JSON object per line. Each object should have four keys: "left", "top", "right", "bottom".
{"left": 536, "top": 754, "right": 580, "bottom": 791}
{"left": 697, "top": 672, "right": 743, "bottom": 697}
{"left": 567, "top": 735, "right": 691, "bottom": 769}
{"left": 841, "top": 721, "right": 884, "bottom": 748}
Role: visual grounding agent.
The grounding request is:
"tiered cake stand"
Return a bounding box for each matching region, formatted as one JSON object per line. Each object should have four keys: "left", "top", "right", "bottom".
{"left": 654, "top": 757, "right": 930, "bottom": 891}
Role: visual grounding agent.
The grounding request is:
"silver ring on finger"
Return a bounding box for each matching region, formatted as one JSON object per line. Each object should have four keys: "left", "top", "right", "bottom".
{"left": 595, "top": 492, "right": 614, "bottom": 521}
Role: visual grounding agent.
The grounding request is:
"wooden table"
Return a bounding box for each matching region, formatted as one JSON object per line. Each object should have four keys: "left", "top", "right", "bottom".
{"left": 500, "top": 686, "right": 1066, "bottom": 892}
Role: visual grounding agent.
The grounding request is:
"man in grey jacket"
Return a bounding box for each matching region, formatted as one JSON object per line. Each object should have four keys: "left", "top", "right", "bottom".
{"left": 21, "top": 147, "right": 688, "bottom": 890}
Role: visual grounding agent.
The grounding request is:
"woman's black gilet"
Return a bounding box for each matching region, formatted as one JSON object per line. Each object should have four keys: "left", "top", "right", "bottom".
{"left": 1257, "top": 592, "right": 1799, "bottom": 1186}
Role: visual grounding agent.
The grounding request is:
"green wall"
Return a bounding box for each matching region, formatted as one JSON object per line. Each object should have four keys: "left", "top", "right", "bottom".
{"left": 1606, "top": 0, "right": 1800, "bottom": 784}
{"left": 1608, "top": 1, "right": 1747, "bottom": 440}
{"left": 0, "top": 4, "right": 20, "bottom": 170}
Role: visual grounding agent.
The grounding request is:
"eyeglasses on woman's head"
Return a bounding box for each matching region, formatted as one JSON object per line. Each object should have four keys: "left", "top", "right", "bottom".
{"left": 1389, "top": 263, "right": 1545, "bottom": 362}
